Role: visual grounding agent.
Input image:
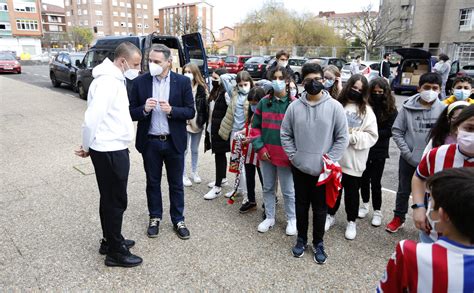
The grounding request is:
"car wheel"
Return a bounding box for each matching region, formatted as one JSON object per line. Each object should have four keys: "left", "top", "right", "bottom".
{"left": 294, "top": 73, "right": 301, "bottom": 84}
{"left": 78, "top": 82, "right": 87, "bottom": 100}
{"left": 70, "top": 75, "right": 77, "bottom": 92}
{"left": 50, "top": 72, "right": 61, "bottom": 87}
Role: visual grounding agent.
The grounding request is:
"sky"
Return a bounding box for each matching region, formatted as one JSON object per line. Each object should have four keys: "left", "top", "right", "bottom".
{"left": 43, "top": 0, "right": 380, "bottom": 31}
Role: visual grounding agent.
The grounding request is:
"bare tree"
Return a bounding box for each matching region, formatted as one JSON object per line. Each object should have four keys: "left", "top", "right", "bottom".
{"left": 342, "top": 4, "right": 402, "bottom": 56}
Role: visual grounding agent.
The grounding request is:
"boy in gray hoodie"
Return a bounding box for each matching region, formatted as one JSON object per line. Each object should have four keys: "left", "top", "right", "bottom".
{"left": 281, "top": 63, "right": 349, "bottom": 264}
{"left": 386, "top": 72, "right": 446, "bottom": 233}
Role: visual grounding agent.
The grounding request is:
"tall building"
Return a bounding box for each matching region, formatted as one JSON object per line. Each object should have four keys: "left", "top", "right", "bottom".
{"left": 157, "top": 1, "right": 214, "bottom": 45}
{"left": 380, "top": 0, "right": 474, "bottom": 64}
{"left": 41, "top": 3, "right": 67, "bottom": 49}
{"left": 63, "top": 0, "right": 154, "bottom": 39}
{"left": 0, "top": 0, "right": 43, "bottom": 57}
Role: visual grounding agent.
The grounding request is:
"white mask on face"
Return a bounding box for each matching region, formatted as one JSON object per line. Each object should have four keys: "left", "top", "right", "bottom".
{"left": 426, "top": 200, "right": 440, "bottom": 233}
{"left": 278, "top": 60, "right": 288, "bottom": 68}
{"left": 290, "top": 88, "right": 297, "bottom": 97}
{"left": 122, "top": 60, "right": 140, "bottom": 80}
{"left": 457, "top": 130, "right": 474, "bottom": 154}
{"left": 149, "top": 62, "right": 163, "bottom": 76}
{"left": 420, "top": 90, "right": 439, "bottom": 103}
{"left": 184, "top": 72, "right": 194, "bottom": 82}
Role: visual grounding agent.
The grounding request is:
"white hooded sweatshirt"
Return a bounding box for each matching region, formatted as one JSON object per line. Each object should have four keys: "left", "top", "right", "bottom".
{"left": 82, "top": 58, "right": 134, "bottom": 152}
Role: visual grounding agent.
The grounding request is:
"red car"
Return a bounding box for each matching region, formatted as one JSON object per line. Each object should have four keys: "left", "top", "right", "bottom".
{"left": 0, "top": 53, "right": 21, "bottom": 74}
{"left": 207, "top": 55, "right": 226, "bottom": 72}
{"left": 224, "top": 55, "right": 251, "bottom": 74}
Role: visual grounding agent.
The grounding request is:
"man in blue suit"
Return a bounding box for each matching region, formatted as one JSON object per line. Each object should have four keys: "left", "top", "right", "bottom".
{"left": 129, "top": 44, "right": 195, "bottom": 239}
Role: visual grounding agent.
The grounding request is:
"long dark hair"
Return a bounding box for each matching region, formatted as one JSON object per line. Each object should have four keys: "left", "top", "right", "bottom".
{"left": 428, "top": 104, "right": 469, "bottom": 147}
{"left": 338, "top": 74, "right": 369, "bottom": 116}
{"left": 368, "top": 77, "right": 397, "bottom": 122}
{"left": 247, "top": 87, "right": 266, "bottom": 122}
{"left": 267, "top": 65, "right": 291, "bottom": 107}
{"left": 209, "top": 68, "right": 228, "bottom": 101}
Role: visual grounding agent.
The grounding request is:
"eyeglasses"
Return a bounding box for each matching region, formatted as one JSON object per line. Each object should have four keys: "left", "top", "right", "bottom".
{"left": 303, "top": 77, "right": 323, "bottom": 83}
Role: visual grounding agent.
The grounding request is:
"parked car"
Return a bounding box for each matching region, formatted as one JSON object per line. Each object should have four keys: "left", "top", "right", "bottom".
{"left": 445, "top": 60, "right": 468, "bottom": 95}
{"left": 223, "top": 55, "right": 251, "bottom": 74}
{"left": 305, "top": 57, "right": 346, "bottom": 70}
{"left": 49, "top": 52, "right": 85, "bottom": 91}
{"left": 243, "top": 56, "right": 272, "bottom": 79}
{"left": 76, "top": 32, "right": 208, "bottom": 100}
{"left": 392, "top": 48, "right": 436, "bottom": 95}
{"left": 0, "top": 53, "right": 21, "bottom": 74}
{"left": 341, "top": 61, "right": 380, "bottom": 84}
{"left": 288, "top": 57, "right": 307, "bottom": 83}
{"left": 207, "top": 55, "right": 225, "bottom": 72}
{"left": 461, "top": 64, "right": 474, "bottom": 77}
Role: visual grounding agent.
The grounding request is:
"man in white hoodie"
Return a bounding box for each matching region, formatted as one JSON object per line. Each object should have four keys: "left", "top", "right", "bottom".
{"left": 75, "top": 42, "right": 143, "bottom": 267}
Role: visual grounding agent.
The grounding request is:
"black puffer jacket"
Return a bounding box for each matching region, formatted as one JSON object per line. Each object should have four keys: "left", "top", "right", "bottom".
{"left": 205, "top": 89, "right": 230, "bottom": 154}
{"left": 368, "top": 106, "right": 398, "bottom": 159}
{"left": 195, "top": 84, "right": 208, "bottom": 128}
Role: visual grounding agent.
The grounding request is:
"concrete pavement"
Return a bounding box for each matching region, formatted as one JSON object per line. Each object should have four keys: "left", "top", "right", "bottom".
{"left": 0, "top": 75, "right": 418, "bottom": 291}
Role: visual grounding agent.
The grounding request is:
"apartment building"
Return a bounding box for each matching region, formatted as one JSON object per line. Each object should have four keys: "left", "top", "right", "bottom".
{"left": 63, "top": 0, "right": 154, "bottom": 38}
{"left": 317, "top": 11, "right": 378, "bottom": 42}
{"left": 157, "top": 1, "right": 214, "bottom": 45}
{"left": 0, "top": 0, "right": 42, "bottom": 56}
{"left": 41, "top": 3, "right": 67, "bottom": 49}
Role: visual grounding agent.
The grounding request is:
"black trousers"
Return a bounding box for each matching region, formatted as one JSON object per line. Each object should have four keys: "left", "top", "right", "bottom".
{"left": 214, "top": 152, "right": 227, "bottom": 187}
{"left": 292, "top": 166, "right": 327, "bottom": 246}
{"left": 245, "top": 163, "right": 263, "bottom": 203}
{"left": 328, "top": 173, "right": 361, "bottom": 222}
{"left": 360, "top": 158, "right": 386, "bottom": 211}
{"left": 90, "top": 148, "right": 129, "bottom": 253}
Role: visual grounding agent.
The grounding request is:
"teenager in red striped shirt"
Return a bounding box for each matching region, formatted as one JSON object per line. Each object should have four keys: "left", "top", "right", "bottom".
{"left": 378, "top": 167, "right": 474, "bottom": 292}
{"left": 412, "top": 105, "right": 474, "bottom": 243}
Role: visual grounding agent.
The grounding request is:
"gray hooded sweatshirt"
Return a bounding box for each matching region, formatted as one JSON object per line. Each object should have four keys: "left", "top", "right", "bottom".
{"left": 392, "top": 93, "right": 446, "bottom": 167}
{"left": 281, "top": 91, "right": 349, "bottom": 176}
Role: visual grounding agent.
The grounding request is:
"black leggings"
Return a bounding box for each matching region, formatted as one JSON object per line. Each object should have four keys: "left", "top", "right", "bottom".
{"left": 361, "top": 158, "right": 386, "bottom": 211}
{"left": 245, "top": 163, "right": 263, "bottom": 203}
{"left": 214, "top": 152, "right": 227, "bottom": 187}
{"left": 328, "top": 173, "right": 361, "bottom": 222}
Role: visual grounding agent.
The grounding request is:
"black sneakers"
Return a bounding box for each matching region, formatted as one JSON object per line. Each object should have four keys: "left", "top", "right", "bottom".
{"left": 174, "top": 221, "right": 190, "bottom": 240}
{"left": 104, "top": 245, "right": 143, "bottom": 268}
{"left": 239, "top": 202, "right": 257, "bottom": 214}
{"left": 99, "top": 238, "right": 135, "bottom": 255}
{"left": 147, "top": 218, "right": 160, "bottom": 238}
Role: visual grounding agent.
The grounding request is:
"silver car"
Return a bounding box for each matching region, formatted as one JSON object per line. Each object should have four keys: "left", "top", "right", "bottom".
{"left": 341, "top": 61, "right": 381, "bottom": 84}
{"left": 288, "top": 57, "right": 307, "bottom": 84}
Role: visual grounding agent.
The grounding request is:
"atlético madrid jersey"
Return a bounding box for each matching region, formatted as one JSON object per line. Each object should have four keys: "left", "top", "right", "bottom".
{"left": 377, "top": 238, "right": 474, "bottom": 292}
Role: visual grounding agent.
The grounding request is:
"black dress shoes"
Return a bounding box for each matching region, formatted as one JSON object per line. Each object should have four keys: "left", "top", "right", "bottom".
{"left": 104, "top": 245, "right": 143, "bottom": 268}
{"left": 99, "top": 238, "right": 135, "bottom": 255}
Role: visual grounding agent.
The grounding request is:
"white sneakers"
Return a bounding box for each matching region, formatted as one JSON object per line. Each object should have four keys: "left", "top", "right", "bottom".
{"left": 204, "top": 186, "right": 221, "bottom": 200}
{"left": 372, "top": 210, "right": 383, "bottom": 227}
{"left": 324, "top": 214, "right": 335, "bottom": 232}
{"left": 192, "top": 172, "right": 202, "bottom": 184}
{"left": 286, "top": 219, "right": 297, "bottom": 236}
{"left": 257, "top": 218, "right": 275, "bottom": 233}
{"left": 207, "top": 178, "right": 228, "bottom": 188}
{"left": 345, "top": 221, "right": 357, "bottom": 240}
{"left": 358, "top": 202, "right": 370, "bottom": 218}
{"left": 183, "top": 176, "right": 192, "bottom": 187}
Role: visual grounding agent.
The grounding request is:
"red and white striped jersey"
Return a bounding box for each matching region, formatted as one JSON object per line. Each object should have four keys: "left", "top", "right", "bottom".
{"left": 378, "top": 238, "right": 474, "bottom": 292}
{"left": 416, "top": 144, "right": 474, "bottom": 180}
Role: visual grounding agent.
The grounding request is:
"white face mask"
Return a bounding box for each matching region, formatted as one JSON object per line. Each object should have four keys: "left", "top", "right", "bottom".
{"left": 278, "top": 60, "right": 288, "bottom": 68}
{"left": 149, "top": 62, "right": 163, "bottom": 76}
{"left": 454, "top": 89, "right": 471, "bottom": 101}
{"left": 238, "top": 85, "right": 250, "bottom": 95}
{"left": 426, "top": 200, "right": 440, "bottom": 233}
{"left": 457, "top": 130, "right": 474, "bottom": 154}
{"left": 420, "top": 90, "right": 439, "bottom": 103}
{"left": 290, "top": 89, "right": 297, "bottom": 97}
{"left": 122, "top": 60, "right": 140, "bottom": 80}
{"left": 184, "top": 72, "right": 194, "bottom": 82}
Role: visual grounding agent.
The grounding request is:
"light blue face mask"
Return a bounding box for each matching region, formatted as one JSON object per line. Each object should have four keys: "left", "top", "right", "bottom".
{"left": 250, "top": 104, "right": 257, "bottom": 112}
{"left": 323, "top": 79, "right": 335, "bottom": 89}
{"left": 272, "top": 80, "right": 286, "bottom": 92}
{"left": 454, "top": 89, "right": 471, "bottom": 101}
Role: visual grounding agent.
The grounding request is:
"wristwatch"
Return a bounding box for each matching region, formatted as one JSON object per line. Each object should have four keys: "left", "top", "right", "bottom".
{"left": 411, "top": 203, "right": 425, "bottom": 209}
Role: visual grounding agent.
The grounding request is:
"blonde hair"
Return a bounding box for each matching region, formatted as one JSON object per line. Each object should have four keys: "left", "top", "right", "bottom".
{"left": 184, "top": 63, "right": 207, "bottom": 91}
{"left": 324, "top": 65, "right": 341, "bottom": 99}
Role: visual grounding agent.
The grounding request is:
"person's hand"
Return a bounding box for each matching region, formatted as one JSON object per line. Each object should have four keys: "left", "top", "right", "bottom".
{"left": 413, "top": 208, "right": 430, "bottom": 233}
{"left": 144, "top": 98, "right": 158, "bottom": 113}
{"left": 262, "top": 152, "right": 271, "bottom": 161}
{"left": 241, "top": 137, "right": 249, "bottom": 146}
{"left": 74, "top": 146, "right": 89, "bottom": 158}
{"left": 159, "top": 100, "right": 172, "bottom": 114}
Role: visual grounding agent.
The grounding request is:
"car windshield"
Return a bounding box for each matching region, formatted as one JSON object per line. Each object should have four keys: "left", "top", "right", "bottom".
{"left": 342, "top": 64, "right": 351, "bottom": 70}
{"left": 208, "top": 57, "right": 219, "bottom": 62}
{"left": 70, "top": 55, "right": 85, "bottom": 65}
{"left": 225, "top": 56, "right": 238, "bottom": 64}
{"left": 246, "top": 57, "right": 264, "bottom": 63}
{"left": 463, "top": 65, "right": 474, "bottom": 70}
{"left": 311, "top": 58, "right": 328, "bottom": 66}
{"left": 0, "top": 54, "right": 15, "bottom": 60}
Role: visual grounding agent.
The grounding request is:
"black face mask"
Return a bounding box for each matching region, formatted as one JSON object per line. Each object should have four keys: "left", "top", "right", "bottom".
{"left": 371, "top": 93, "right": 384, "bottom": 104}
{"left": 212, "top": 80, "right": 219, "bottom": 88}
{"left": 349, "top": 88, "right": 363, "bottom": 101}
{"left": 304, "top": 79, "right": 324, "bottom": 96}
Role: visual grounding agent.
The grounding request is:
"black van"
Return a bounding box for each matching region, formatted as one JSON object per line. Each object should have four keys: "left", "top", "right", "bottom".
{"left": 76, "top": 32, "right": 208, "bottom": 100}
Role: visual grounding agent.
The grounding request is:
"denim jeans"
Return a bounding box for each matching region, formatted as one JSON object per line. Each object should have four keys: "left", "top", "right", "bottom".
{"left": 260, "top": 160, "right": 295, "bottom": 220}
{"left": 184, "top": 131, "right": 202, "bottom": 174}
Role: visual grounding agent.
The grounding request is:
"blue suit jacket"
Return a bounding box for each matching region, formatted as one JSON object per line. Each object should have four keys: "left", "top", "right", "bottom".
{"left": 129, "top": 71, "right": 195, "bottom": 154}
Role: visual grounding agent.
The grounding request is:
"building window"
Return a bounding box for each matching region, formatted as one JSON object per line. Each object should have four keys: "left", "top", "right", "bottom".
{"left": 119, "top": 2, "right": 124, "bottom": 7}
{"left": 94, "top": 0, "right": 102, "bottom": 4}
{"left": 66, "top": 11, "right": 70, "bottom": 16}
{"left": 144, "top": 14, "right": 148, "bottom": 19}
{"left": 143, "top": 4, "right": 147, "bottom": 9}
{"left": 126, "top": 3, "right": 131, "bottom": 8}
{"left": 136, "top": 3, "right": 141, "bottom": 8}
{"left": 120, "top": 12, "right": 125, "bottom": 17}
{"left": 82, "top": 0, "right": 87, "bottom": 4}
{"left": 78, "top": 9, "right": 82, "bottom": 15}
{"left": 0, "top": 22, "right": 11, "bottom": 30}
{"left": 113, "top": 11, "right": 118, "bottom": 16}
{"left": 16, "top": 19, "right": 39, "bottom": 30}
{"left": 112, "top": 0, "right": 118, "bottom": 6}
{"left": 49, "top": 24, "right": 59, "bottom": 31}
{"left": 127, "top": 13, "right": 132, "bottom": 18}
{"left": 83, "top": 10, "right": 87, "bottom": 15}
{"left": 67, "top": 21, "right": 71, "bottom": 26}
{"left": 65, "top": 0, "right": 70, "bottom": 5}
{"left": 97, "top": 31, "right": 104, "bottom": 36}
{"left": 121, "top": 32, "right": 126, "bottom": 35}
{"left": 460, "top": 8, "right": 473, "bottom": 31}
{"left": 77, "top": 0, "right": 80, "bottom": 4}
{"left": 84, "top": 20, "right": 88, "bottom": 25}
{"left": 96, "top": 20, "right": 103, "bottom": 26}
{"left": 14, "top": 2, "right": 36, "bottom": 13}
{"left": 95, "top": 10, "right": 102, "bottom": 16}
{"left": 114, "top": 21, "right": 119, "bottom": 27}
{"left": 0, "top": 3, "right": 7, "bottom": 11}
{"left": 79, "top": 20, "right": 83, "bottom": 25}
{"left": 128, "top": 22, "right": 132, "bottom": 28}
{"left": 114, "top": 31, "right": 120, "bottom": 35}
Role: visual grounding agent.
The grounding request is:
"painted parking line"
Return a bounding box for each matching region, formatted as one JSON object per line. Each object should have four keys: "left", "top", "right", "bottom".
{"left": 382, "top": 187, "right": 396, "bottom": 194}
